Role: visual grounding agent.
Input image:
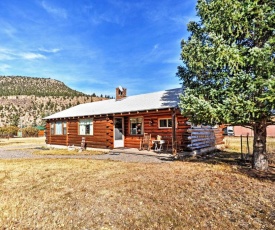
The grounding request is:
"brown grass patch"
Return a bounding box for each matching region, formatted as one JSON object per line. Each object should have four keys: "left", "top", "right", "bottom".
{"left": 224, "top": 136, "right": 275, "bottom": 166}
{"left": 224, "top": 136, "right": 275, "bottom": 153}
{"left": 0, "top": 137, "right": 46, "bottom": 146}
{"left": 32, "top": 148, "right": 106, "bottom": 155}
{"left": 0, "top": 159, "right": 274, "bottom": 229}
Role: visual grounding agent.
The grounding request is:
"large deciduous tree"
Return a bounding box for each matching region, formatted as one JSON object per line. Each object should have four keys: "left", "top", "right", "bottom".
{"left": 177, "top": 0, "right": 275, "bottom": 170}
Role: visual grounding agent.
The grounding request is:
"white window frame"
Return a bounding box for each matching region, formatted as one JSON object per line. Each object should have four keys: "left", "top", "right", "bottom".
{"left": 158, "top": 118, "right": 174, "bottom": 128}
{"left": 79, "top": 119, "right": 93, "bottom": 135}
{"left": 129, "top": 117, "right": 143, "bottom": 135}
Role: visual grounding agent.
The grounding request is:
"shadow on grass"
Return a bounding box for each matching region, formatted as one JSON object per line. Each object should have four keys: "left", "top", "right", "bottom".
{"left": 180, "top": 150, "right": 275, "bottom": 182}
{"left": 238, "top": 166, "right": 275, "bottom": 182}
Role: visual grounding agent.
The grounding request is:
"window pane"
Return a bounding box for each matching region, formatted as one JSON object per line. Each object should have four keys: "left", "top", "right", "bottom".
{"left": 159, "top": 119, "right": 172, "bottom": 128}
{"left": 50, "top": 123, "right": 54, "bottom": 135}
{"left": 115, "top": 118, "right": 123, "bottom": 140}
{"left": 79, "top": 119, "right": 93, "bottom": 135}
{"left": 85, "top": 125, "right": 90, "bottom": 135}
{"left": 55, "top": 122, "right": 62, "bottom": 135}
{"left": 63, "top": 122, "right": 67, "bottom": 135}
{"left": 159, "top": 119, "right": 167, "bottom": 127}
{"left": 79, "top": 125, "right": 85, "bottom": 135}
{"left": 130, "top": 118, "right": 143, "bottom": 135}
{"left": 168, "top": 119, "right": 172, "bottom": 127}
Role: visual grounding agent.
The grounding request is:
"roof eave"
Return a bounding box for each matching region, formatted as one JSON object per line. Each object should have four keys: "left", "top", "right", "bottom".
{"left": 43, "top": 106, "right": 179, "bottom": 120}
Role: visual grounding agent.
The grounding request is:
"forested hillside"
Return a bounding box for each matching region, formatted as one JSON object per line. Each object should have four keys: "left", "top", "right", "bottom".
{"left": 0, "top": 76, "right": 109, "bottom": 127}
{"left": 0, "top": 76, "right": 86, "bottom": 96}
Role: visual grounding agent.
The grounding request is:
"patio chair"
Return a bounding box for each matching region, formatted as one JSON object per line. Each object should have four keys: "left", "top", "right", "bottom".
{"left": 139, "top": 133, "right": 151, "bottom": 151}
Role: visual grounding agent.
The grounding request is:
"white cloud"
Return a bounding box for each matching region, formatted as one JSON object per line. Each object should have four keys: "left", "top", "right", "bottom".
{"left": 89, "top": 11, "right": 121, "bottom": 25}
{"left": 0, "top": 53, "right": 14, "bottom": 60}
{"left": 0, "top": 47, "right": 16, "bottom": 60}
{"left": 39, "top": 47, "right": 61, "bottom": 53}
{"left": 0, "top": 47, "right": 47, "bottom": 60}
{"left": 41, "top": 1, "right": 67, "bottom": 19}
{"left": 153, "top": 44, "right": 159, "bottom": 50}
{"left": 136, "top": 43, "right": 162, "bottom": 63}
{"left": 0, "top": 20, "right": 17, "bottom": 38}
{"left": 0, "top": 53, "right": 14, "bottom": 61}
{"left": 0, "top": 64, "right": 11, "bottom": 72}
{"left": 21, "top": 53, "right": 46, "bottom": 60}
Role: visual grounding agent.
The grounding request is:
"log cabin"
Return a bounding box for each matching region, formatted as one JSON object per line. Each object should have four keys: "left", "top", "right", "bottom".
{"left": 44, "top": 87, "right": 223, "bottom": 152}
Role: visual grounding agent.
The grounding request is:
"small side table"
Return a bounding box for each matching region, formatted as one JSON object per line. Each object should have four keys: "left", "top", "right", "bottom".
{"left": 152, "top": 140, "right": 165, "bottom": 152}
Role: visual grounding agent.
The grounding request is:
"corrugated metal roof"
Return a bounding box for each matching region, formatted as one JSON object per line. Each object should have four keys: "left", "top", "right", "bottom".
{"left": 44, "top": 88, "right": 182, "bottom": 120}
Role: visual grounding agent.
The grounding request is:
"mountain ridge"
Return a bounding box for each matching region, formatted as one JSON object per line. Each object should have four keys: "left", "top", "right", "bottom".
{"left": 0, "top": 76, "right": 109, "bottom": 127}
{"left": 0, "top": 76, "right": 87, "bottom": 96}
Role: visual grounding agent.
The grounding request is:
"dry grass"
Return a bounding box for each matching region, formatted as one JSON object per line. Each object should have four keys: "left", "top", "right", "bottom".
{"left": 0, "top": 137, "right": 274, "bottom": 229}
{"left": 0, "top": 137, "right": 106, "bottom": 155}
{"left": 0, "top": 159, "right": 274, "bottom": 229}
{"left": 0, "top": 137, "right": 46, "bottom": 146}
{"left": 32, "top": 148, "right": 106, "bottom": 155}
{"left": 224, "top": 136, "right": 275, "bottom": 163}
{"left": 224, "top": 136, "right": 275, "bottom": 153}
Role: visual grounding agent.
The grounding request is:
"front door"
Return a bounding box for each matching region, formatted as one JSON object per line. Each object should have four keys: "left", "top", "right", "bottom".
{"left": 114, "top": 117, "right": 124, "bottom": 148}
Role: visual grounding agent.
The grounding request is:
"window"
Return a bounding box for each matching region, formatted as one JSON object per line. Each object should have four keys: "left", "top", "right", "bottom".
{"left": 79, "top": 119, "right": 93, "bottom": 135}
{"left": 63, "top": 122, "right": 67, "bottom": 135}
{"left": 55, "top": 121, "right": 63, "bottom": 135}
{"left": 159, "top": 118, "right": 172, "bottom": 128}
{"left": 50, "top": 123, "right": 54, "bottom": 135}
{"left": 51, "top": 121, "right": 67, "bottom": 135}
{"left": 130, "top": 117, "right": 143, "bottom": 135}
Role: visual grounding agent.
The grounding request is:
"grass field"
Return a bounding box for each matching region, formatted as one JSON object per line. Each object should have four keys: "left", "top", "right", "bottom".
{"left": 0, "top": 137, "right": 46, "bottom": 146}
{"left": 0, "top": 137, "right": 274, "bottom": 229}
{"left": 224, "top": 136, "right": 275, "bottom": 154}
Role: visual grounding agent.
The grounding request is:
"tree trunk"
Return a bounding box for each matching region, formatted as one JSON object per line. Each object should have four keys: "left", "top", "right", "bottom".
{"left": 252, "top": 122, "right": 268, "bottom": 171}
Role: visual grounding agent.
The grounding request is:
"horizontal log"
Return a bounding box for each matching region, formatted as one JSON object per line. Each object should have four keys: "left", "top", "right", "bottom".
{"left": 187, "top": 134, "right": 215, "bottom": 138}
{"left": 187, "top": 128, "right": 215, "bottom": 131}
{"left": 190, "top": 138, "right": 215, "bottom": 143}
{"left": 187, "top": 129, "right": 215, "bottom": 133}
{"left": 190, "top": 126, "right": 213, "bottom": 129}
{"left": 191, "top": 146, "right": 217, "bottom": 155}
{"left": 191, "top": 142, "right": 215, "bottom": 147}
{"left": 188, "top": 144, "right": 214, "bottom": 150}
{"left": 188, "top": 136, "right": 216, "bottom": 140}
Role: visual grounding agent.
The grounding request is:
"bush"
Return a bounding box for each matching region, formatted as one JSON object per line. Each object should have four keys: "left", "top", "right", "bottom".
{"left": 22, "top": 127, "right": 39, "bottom": 137}
{"left": 0, "top": 126, "right": 19, "bottom": 137}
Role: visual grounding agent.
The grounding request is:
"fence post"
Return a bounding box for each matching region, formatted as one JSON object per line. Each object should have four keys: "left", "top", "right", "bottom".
{"left": 241, "top": 135, "right": 244, "bottom": 160}
{"left": 246, "top": 133, "right": 250, "bottom": 154}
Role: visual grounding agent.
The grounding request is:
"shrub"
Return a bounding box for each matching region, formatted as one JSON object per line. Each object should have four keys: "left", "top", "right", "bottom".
{"left": 0, "top": 126, "right": 19, "bottom": 137}
{"left": 22, "top": 126, "right": 39, "bottom": 137}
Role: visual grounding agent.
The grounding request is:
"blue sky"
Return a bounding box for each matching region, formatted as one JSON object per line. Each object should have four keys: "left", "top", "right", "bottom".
{"left": 0, "top": 0, "right": 197, "bottom": 97}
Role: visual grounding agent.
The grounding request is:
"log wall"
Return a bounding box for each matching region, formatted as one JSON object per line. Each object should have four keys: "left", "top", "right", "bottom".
{"left": 186, "top": 126, "right": 224, "bottom": 155}
{"left": 45, "top": 109, "right": 223, "bottom": 151}
{"left": 46, "top": 117, "right": 114, "bottom": 149}
{"left": 123, "top": 109, "right": 190, "bottom": 149}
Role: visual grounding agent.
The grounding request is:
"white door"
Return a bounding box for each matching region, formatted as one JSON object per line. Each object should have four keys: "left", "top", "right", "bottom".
{"left": 114, "top": 118, "right": 124, "bottom": 148}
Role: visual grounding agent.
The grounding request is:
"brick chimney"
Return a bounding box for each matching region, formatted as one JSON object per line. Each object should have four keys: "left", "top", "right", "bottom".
{"left": 116, "top": 86, "right": 127, "bottom": 100}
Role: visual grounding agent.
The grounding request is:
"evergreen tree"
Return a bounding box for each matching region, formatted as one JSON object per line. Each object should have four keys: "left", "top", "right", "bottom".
{"left": 177, "top": 0, "right": 275, "bottom": 170}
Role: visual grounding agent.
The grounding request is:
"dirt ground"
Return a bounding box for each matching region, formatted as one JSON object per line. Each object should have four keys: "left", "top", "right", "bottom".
{"left": 0, "top": 137, "right": 174, "bottom": 163}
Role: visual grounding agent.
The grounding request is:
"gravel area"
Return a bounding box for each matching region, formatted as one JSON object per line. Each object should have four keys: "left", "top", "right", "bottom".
{"left": 0, "top": 144, "right": 174, "bottom": 163}
{"left": 91, "top": 151, "right": 174, "bottom": 163}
